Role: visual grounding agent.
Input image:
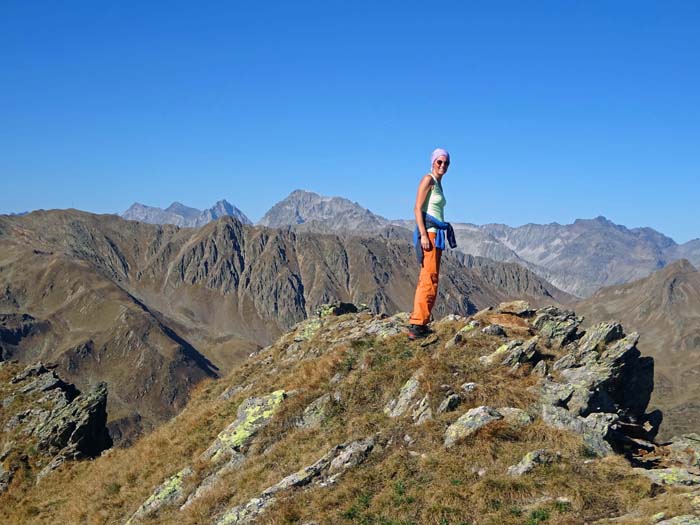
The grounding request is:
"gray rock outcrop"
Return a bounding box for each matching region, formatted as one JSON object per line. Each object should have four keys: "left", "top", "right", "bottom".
{"left": 0, "top": 362, "right": 112, "bottom": 488}
{"left": 444, "top": 406, "right": 503, "bottom": 448}
{"left": 528, "top": 307, "right": 655, "bottom": 456}
{"left": 215, "top": 437, "right": 375, "bottom": 525}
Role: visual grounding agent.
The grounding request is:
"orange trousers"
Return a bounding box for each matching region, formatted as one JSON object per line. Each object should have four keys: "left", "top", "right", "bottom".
{"left": 409, "top": 232, "right": 442, "bottom": 325}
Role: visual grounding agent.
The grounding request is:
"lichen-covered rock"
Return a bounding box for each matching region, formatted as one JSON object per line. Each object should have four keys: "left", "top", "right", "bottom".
{"left": 552, "top": 353, "right": 577, "bottom": 371}
{"left": 18, "top": 370, "right": 76, "bottom": 398}
{"left": 126, "top": 467, "right": 193, "bottom": 524}
{"left": 576, "top": 321, "right": 624, "bottom": 357}
{"left": 203, "top": 390, "right": 285, "bottom": 462}
{"left": 479, "top": 340, "right": 521, "bottom": 366}
{"left": 533, "top": 307, "right": 582, "bottom": 346}
{"left": 560, "top": 332, "right": 652, "bottom": 422}
{"left": 667, "top": 433, "right": 700, "bottom": 468}
{"left": 328, "top": 437, "right": 374, "bottom": 475}
{"left": 498, "top": 407, "right": 534, "bottom": 427}
{"left": 461, "top": 382, "right": 477, "bottom": 395}
{"left": 461, "top": 320, "right": 480, "bottom": 332}
{"left": 293, "top": 319, "right": 322, "bottom": 342}
{"left": 598, "top": 333, "right": 654, "bottom": 422}
{"left": 438, "top": 314, "right": 465, "bottom": 324}
{"left": 216, "top": 438, "right": 374, "bottom": 524}
{"left": 411, "top": 395, "right": 433, "bottom": 425}
{"left": 507, "top": 449, "right": 561, "bottom": 476}
{"left": 541, "top": 405, "right": 614, "bottom": 457}
{"left": 419, "top": 333, "right": 439, "bottom": 347}
{"left": 315, "top": 302, "right": 367, "bottom": 318}
{"left": 496, "top": 301, "right": 534, "bottom": 317}
{"left": 10, "top": 362, "right": 50, "bottom": 383}
{"left": 133, "top": 391, "right": 286, "bottom": 520}
{"left": 0, "top": 363, "right": 112, "bottom": 490}
{"left": 537, "top": 379, "right": 575, "bottom": 407}
{"left": 502, "top": 337, "right": 540, "bottom": 367}
{"left": 532, "top": 313, "right": 657, "bottom": 460}
{"left": 633, "top": 467, "right": 700, "bottom": 487}
{"left": 444, "top": 406, "right": 503, "bottom": 448}
{"left": 217, "top": 496, "right": 267, "bottom": 525}
{"left": 297, "top": 393, "right": 332, "bottom": 429}
{"left": 532, "top": 360, "right": 548, "bottom": 377}
{"left": 384, "top": 369, "right": 423, "bottom": 418}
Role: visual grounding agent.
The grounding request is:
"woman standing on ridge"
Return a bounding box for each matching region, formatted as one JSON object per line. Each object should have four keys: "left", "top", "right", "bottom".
{"left": 408, "top": 148, "right": 456, "bottom": 340}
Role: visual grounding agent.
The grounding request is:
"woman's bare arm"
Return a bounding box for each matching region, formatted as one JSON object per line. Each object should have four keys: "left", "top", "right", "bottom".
{"left": 414, "top": 174, "right": 434, "bottom": 250}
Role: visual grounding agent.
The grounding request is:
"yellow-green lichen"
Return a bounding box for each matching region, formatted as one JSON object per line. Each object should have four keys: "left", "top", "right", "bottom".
{"left": 296, "top": 319, "right": 322, "bottom": 341}
{"left": 126, "top": 467, "right": 192, "bottom": 524}
{"left": 316, "top": 304, "right": 336, "bottom": 318}
{"left": 458, "top": 324, "right": 476, "bottom": 334}
{"left": 211, "top": 390, "right": 285, "bottom": 462}
{"left": 217, "top": 497, "right": 266, "bottom": 525}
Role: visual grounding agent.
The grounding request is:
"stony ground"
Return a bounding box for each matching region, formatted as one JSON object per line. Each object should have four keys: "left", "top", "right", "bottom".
{"left": 2, "top": 301, "right": 700, "bottom": 524}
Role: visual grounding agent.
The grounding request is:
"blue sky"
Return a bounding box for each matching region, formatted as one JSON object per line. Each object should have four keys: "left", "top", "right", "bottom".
{"left": 1, "top": 1, "right": 698, "bottom": 242}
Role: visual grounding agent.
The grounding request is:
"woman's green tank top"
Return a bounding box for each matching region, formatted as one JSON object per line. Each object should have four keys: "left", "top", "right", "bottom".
{"left": 422, "top": 174, "right": 446, "bottom": 233}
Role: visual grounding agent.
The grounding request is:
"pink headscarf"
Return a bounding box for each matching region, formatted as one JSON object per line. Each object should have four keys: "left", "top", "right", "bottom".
{"left": 431, "top": 148, "right": 450, "bottom": 165}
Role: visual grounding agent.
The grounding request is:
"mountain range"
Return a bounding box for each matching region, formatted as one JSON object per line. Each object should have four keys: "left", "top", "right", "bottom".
{"left": 122, "top": 191, "right": 699, "bottom": 298}
{"left": 3, "top": 191, "right": 697, "bottom": 443}
{"left": 121, "top": 199, "right": 251, "bottom": 228}
{"left": 0, "top": 210, "right": 568, "bottom": 444}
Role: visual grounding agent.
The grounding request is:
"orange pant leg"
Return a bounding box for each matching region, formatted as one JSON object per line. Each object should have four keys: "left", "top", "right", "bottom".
{"left": 409, "top": 232, "right": 442, "bottom": 325}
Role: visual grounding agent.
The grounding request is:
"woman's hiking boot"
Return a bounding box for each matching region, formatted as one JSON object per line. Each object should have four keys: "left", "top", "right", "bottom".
{"left": 408, "top": 324, "right": 432, "bottom": 340}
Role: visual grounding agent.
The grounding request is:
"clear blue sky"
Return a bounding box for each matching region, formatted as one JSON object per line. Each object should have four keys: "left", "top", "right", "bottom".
{"left": 1, "top": 1, "right": 699, "bottom": 242}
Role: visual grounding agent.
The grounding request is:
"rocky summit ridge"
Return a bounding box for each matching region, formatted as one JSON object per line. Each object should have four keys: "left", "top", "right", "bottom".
{"left": 6, "top": 301, "right": 700, "bottom": 524}
{"left": 258, "top": 189, "right": 389, "bottom": 232}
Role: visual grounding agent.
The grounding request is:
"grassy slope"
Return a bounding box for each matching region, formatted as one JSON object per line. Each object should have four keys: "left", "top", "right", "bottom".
{"left": 2, "top": 312, "right": 695, "bottom": 525}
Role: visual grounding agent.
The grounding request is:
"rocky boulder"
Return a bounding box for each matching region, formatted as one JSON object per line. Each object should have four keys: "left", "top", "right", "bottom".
{"left": 35, "top": 381, "right": 111, "bottom": 459}
{"left": 444, "top": 406, "right": 503, "bottom": 448}
{"left": 203, "top": 390, "right": 286, "bottom": 462}
{"left": 526, "top": 309, "right": 657, "bottom": 457}
{"left": 533, "top": 306, "right": 582, "bottom": 346}
{"left": 0, "top": 362, "right": 112, "bottom": 489}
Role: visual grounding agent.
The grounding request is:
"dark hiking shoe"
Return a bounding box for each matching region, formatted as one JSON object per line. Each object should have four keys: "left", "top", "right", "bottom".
{"left": 408, "top": 324, "right": 432, "bottom": 340}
